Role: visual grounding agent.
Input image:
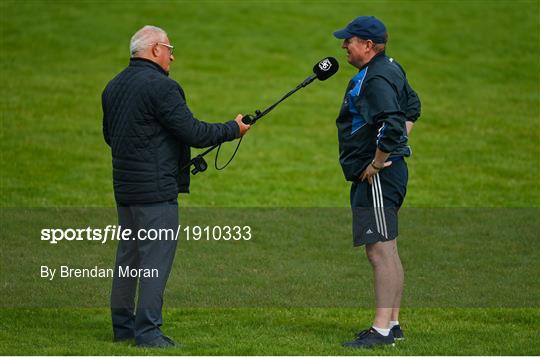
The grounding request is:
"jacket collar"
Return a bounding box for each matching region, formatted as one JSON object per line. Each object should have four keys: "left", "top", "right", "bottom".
{"left": 358, "top": 51, "right": 386, "bottom": 71}
{"left": 129, "top": 57, "right": 169, "bottom": 76}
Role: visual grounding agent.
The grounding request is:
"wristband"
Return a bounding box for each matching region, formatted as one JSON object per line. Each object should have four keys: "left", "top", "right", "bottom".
{"left": 371, "top": 160, "right": 384, "bottom": 170}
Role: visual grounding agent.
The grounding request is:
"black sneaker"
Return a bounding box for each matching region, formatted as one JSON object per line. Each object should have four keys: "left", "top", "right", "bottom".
{"left": 342, "top": 328, "right": 395, "bottom": 348}
{"left": 391, "top": 324, "right": 405, "bottom": 340}
{"left": 137, "top": 335, "right": 177, "bottom": 348}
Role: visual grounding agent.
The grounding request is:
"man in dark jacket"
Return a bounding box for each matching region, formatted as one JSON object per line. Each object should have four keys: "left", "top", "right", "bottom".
{"left": 102, "top": 25, "right": 250, "bottom": 348}
{"left": 333, "top": 17, "right": 421, "bottom": 348}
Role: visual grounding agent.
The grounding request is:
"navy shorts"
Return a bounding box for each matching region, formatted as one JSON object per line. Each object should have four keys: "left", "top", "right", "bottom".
{"left": 350, "top": 158, "right": 408, "bottom": 246}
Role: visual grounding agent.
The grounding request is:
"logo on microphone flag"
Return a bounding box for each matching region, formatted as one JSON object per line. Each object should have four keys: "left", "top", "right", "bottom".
{"left": 318, "top": 58, "right": 332, "bottom": 71}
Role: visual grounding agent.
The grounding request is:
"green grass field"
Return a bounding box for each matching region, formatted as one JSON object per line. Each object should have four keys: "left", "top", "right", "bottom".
{"left": 2, "top": 308, "right": 539, "bottom": 355}
{"left": 1, "top": 0, "right": 539, "bottom": 355}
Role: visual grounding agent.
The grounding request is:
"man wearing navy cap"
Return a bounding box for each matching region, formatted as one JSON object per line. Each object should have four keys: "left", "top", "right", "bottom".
{"left": 333, "top": 16, "right": 421, "bottom": 348}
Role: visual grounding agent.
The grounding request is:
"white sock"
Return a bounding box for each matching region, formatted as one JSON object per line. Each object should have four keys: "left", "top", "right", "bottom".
{"left": 389, "top": 320, "right": 400, "bottom": 328}
{"left": 372, "top": 326, "right": 390, "bottom": 336}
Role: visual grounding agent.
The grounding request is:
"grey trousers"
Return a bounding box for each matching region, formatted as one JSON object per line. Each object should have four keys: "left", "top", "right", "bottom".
{"left": 111, "top": 199, "right": 179, "bottom": 344}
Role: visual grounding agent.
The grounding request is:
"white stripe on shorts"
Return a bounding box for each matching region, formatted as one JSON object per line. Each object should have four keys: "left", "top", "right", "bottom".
{"left": 375, "top": 174, "right": 388, "bottom": 238}
{"left": 371, "top": 173, "right": 388, "bottom": 238}
{"left": 371, "top": 175, "right": 382, "bottom": 235}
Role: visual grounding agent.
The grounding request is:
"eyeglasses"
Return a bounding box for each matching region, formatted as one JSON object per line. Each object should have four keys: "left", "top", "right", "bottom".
{"left": 156, "top": 42, "right": 174, "bottom": 55}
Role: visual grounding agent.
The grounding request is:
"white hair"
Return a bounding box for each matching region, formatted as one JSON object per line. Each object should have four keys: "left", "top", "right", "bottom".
{"left": 129, "top": 25, "right": 168, "bottom": 57}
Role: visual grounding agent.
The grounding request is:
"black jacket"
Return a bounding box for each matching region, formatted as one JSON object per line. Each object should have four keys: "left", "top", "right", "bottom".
{"left": 336, "top": 52, "right": 421, "bottom": 181}
{"left": 102, "top": 58, "right": 239, "bottom": 204}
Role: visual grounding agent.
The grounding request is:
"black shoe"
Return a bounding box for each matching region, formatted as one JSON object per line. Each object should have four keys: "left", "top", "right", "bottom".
{"left": 342, "top": 328, "right": 395, "bottom": 348}
{"left": 137, "top": 335, "right": 177, "bottom": 348}
{"left": 391, "top": 324, "right": 405, "bottom": 340}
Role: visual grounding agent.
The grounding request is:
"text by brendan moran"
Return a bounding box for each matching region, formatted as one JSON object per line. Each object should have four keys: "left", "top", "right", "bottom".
{"left": 40, "top": 265, "right": 159, "bottom": 281}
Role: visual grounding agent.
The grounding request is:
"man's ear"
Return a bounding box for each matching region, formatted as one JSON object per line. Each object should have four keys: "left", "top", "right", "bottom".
{"left": 150, "top": 44, "right": 158, "bottom": 57}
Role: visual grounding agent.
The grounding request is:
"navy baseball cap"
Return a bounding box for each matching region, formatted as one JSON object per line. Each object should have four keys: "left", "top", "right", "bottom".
{"left": 333, "top": 16, "right": 387, "bottom": 43}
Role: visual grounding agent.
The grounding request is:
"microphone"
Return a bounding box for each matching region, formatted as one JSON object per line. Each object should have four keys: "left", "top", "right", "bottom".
{"left": 313, "top": 56, "right": 339, "bottom": 80}
{"left": 242, "top": 56, "right": 340, "bottom": 124}
{"left": 194, "top": 56, "right": 340, "bottom": 172}
{"left": 300, "top": 57, "right": 340, "bottom": 87}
